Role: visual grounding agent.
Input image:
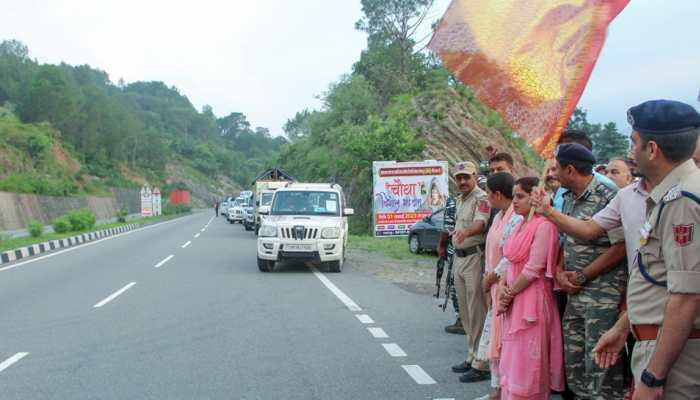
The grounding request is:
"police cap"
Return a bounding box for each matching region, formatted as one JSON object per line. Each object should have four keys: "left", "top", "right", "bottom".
{"left": 627, "top": 99, "right": 700, "bottom": 135}
{"left": 555, "top": 143, "right": 596, "bottom": 165}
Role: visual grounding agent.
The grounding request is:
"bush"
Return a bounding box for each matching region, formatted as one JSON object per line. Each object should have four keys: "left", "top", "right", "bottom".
{"left": 27, "top": 220, "right": 43, "bottom": 237}
{"left": 163, "top": 203, "right": 191, "bottom": 215}
{"left": 52, "top": 216, "right": 71, "bottom": 233}
{"left": 67, "top": 209, "right": 96, "bottom": 231}
{"left": 116, "top": 207, "right": 129, "bottom": 223}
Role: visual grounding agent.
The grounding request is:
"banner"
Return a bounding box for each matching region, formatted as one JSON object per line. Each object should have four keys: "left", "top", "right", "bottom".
{"left": 140, "top": 185, "right": 153, "bottom": 217}
{"left": 372, "top": 161, "right": 449, "bottom": 237}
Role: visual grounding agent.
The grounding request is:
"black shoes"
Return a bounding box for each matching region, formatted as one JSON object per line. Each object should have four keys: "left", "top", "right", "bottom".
{"left": 444, "top": 318, "right": 465, "bottom": 335}
{"left": 459, "top": 368, "right": 491, "bottom": 383}
{"left": 451, "top": 361, "right": 472, "bottom": 373}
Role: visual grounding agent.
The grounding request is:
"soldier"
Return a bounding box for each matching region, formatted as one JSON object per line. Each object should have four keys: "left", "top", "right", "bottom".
{"left": 445, "top": 161, "right": 491, "bottom": 383}
{"left": 439, "top": 195, "right": 463, "bottom": 335}
{"left": 591, "top": 100, "right": 700, "bottom": 400}
{"left": 554, "top": 143, "right": 628, "bottom": 399}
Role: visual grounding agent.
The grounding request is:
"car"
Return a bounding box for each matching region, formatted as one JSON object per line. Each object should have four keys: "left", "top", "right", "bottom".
{"left": 407, "top": 208, "right": 445, "bottom": 254}
{"left": 254, "top": 190, "right": 276, "bottom": 235}
{"left": 243, "top": 206, "right": 255, "bottom": 231}
{"left": 220, "top": 196, "right": 234, "bottom": 216}
{"left": 256, "top": 183, "right": 353, "bottom": 273}
{"left": 227, "top": 197, "right": 246, "bottom": 223}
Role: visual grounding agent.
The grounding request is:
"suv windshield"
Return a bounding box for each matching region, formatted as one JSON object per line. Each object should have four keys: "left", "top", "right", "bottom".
{"left": 261, "top": 192, "right": 274, "bottom": 206}
{"left": 271, "top": 191, "right": 340, "bottom": 216}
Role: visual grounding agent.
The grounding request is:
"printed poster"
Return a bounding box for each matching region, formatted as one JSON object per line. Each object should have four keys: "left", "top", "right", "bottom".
{"left": 372, "top": 161, "right": 449, "bottom": 237}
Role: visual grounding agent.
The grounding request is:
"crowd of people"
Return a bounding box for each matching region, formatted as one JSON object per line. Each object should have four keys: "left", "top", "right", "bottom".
{"left": 436, "top": 99, "right": 700, "bottom": 400}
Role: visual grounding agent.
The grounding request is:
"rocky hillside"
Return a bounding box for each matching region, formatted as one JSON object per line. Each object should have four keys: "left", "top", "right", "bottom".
{"left": 411, "top": 85, "right": 541, "bottom": 180}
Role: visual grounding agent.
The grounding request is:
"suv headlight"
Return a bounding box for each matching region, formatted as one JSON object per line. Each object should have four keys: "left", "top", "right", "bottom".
{"left": 321, "top": 227, "right": 341, "bottom": 239}
{"left": 259, "top": 225, "right": 278, "bottom": 237}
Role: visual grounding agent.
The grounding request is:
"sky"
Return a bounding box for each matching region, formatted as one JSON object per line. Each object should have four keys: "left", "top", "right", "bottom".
{"left": 1, "top": 0, "right": 698, "bottom": 137}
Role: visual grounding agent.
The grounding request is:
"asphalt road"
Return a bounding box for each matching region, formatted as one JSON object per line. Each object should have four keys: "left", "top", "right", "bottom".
{"left": 0, "top": 211, "right": 490, "bottom": 400}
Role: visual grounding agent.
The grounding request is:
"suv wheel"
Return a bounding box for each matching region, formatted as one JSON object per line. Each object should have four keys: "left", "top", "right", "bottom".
{"left": 257, "top": 257, "right": 274, "bottom": 272}
{"left": 409, "top": 234, "right": 421, "bottom": 254}
{"left": 326, "top": 251, "right": 344, "bottom": 273}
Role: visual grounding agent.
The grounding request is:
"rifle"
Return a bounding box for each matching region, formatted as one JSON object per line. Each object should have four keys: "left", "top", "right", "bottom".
{"left": 442, "top": 253, "right": 454, "bottom": 311}
{"left": 435, "top": 255, "right": 445, "bottom": 298}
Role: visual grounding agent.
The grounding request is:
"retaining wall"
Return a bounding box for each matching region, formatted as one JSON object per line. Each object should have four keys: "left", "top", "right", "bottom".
{"left": 0, "top": 188, "right": 140, "bottom": 231}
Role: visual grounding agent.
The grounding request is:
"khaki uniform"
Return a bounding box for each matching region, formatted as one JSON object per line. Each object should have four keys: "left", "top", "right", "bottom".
{"left": 561, "top": 176, "right": 628, "bottom": 399}
{"left": 629, "top": 160, "right": 700, "bottom": 399}
{"left": 452, "top": 187, "right": 490, "bottom": 365}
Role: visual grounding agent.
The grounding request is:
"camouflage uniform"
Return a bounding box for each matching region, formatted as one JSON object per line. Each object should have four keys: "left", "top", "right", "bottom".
{"left": 561, "top": 176, "right": 628, "bottom": 399}
{"left": 442, "top": 196, "right": 459, "bottom": 312}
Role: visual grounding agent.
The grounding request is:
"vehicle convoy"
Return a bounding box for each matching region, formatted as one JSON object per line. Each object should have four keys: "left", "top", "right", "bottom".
{"left": 250, "top": 168, "right": 295, "bottom": 235}
{"left": 220, "top": 196, "right": 234, "bottom": 216}
{"left": 256, "top": 183, "right": 353, "bottom": 273}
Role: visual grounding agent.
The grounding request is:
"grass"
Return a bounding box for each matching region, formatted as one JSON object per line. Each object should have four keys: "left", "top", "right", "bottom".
{"left": 348, "top": 235, "right": 436, "bottom": 262}
{"left": 0, "top": 214, "right": 185, "bottom": 252}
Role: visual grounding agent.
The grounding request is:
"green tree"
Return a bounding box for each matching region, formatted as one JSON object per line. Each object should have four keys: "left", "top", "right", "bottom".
{"left": 567, "top": 107, "right": 629, "bottom": 163}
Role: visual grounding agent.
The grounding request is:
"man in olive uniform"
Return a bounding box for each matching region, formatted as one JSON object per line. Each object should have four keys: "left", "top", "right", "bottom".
{"left": 447, "top": 161, "right": 491, "bottom": 382}
{"left": 554, "top": 143, "right": 628, "bottom": 399}
{"left": 592, "top": 100, "right": 700, "bottom": 400}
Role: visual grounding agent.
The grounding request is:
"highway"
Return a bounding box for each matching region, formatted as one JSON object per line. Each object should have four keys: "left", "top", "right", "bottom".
{"left": 0, "top": 211, "right": 489, "bottom": 399}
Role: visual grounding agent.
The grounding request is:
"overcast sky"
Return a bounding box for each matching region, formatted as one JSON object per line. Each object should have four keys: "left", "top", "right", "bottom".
{"left": 1, "top": 0, "right": 698, "bottom": 137}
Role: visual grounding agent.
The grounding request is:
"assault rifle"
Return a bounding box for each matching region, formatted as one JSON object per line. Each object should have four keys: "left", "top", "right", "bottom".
{"left": 435, "top": 252, "right": 454, "bottom": 311}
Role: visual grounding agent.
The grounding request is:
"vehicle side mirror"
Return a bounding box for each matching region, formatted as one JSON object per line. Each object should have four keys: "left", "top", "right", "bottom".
{"left": 259, "top": 205, "right": 271, "bottom": 215}
{"left": 343, "top": 208, "right": 355, "bottom": 216}
{"left": 256, "top": 200, "right": 260, "bottom": 206}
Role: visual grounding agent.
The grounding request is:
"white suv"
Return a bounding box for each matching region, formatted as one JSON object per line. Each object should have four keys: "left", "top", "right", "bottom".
{"left": 256, "top": 183, "right": 353, "bottom": 273}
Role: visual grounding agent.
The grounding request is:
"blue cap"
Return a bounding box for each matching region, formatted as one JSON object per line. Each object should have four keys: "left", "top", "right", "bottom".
{"left": 627, "top": 100, "right": 700, "bottom": 135}
{"left": 555, "top": 143, "right": 596, "bottom": 165}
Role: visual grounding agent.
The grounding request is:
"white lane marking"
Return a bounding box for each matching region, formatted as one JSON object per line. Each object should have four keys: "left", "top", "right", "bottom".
{"left": 0, "top": 352, "right": 29, "bottom": 373}
{"left": 355, "top": 314, "right": 374, "bottom": 324}
{"left": 93, "top": 282, "right": 136, "bottom": 308}
{"left": 368, "top": 327, "right": 388, "bottom": 338}
{"left": 402, "top": 365, "right": 436, "bottom": 385}
{"left": 154, "top": 255, "right": 174, "bottom": 268}
{"left": 194, "top": 233, "right": 200, "bottom": 238}
{"left": 201, "top": 228, "right": 206, "bottom": 232}
{"left": 382, "top": 343, "right": 407, "bottom": 357}
{"left": 181, "top": 241, "right": 192, "bottom": 248}
{"left": 311, "top": 268, "right": 362, "bottom": 311}
{"left": 0, "top": 215, "right": 195, "bottom": 273}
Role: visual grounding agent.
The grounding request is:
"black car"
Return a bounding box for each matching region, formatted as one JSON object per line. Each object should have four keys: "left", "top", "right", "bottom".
{"left": 407, "top": 208, "right": 445, "bottom": 254}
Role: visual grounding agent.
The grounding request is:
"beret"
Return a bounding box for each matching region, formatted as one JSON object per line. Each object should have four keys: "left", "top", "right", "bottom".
{"left": 627, "top": 100, "right": 700, "bottom": 135}
{"left": 555, "top": 143, "right": 596, "bottom": 165}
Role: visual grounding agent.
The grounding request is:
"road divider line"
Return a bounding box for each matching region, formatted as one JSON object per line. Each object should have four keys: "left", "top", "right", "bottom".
{"left": 194, "top": 233, "right": 200, "bottom": 238}
{"left": 0, "top": 352, "right": 29, "bottom": 373}
{"left": 201, "top": 228, "right": 206, "bottom": 232}
{"left": 93, "top": 282, "right": 136, "bottom": 308}
{"left": 181, "top": 241, "right": 192, "bottom": 249}
{"left": 355, "top": 314, "right": 374, "bottom": 324}
{"left": 382, "top": 343, "right": 407, "bottom": 357}
{"left": 155, "top": 255, "right": 174, "bottom": 268}
{"left": 311, "top": 268, "right": 362, "bottom": 311}
{"left": 401, "top": 365, "right": 436, "bottom": 385}
{"left": 0, "top": 214, "right": 195, "bottom": 273}
{"left": 368, "top": 327, "right": 389, "bottom": 338}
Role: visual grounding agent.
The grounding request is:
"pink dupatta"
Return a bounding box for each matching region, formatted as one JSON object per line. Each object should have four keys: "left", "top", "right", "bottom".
{"left": 502, "top": 215, "right": 559, "bottom": 333}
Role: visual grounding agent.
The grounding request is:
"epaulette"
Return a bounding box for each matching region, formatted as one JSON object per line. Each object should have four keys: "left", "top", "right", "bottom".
{"left": 663, "top": 185, "right": 682, "bottom": 203}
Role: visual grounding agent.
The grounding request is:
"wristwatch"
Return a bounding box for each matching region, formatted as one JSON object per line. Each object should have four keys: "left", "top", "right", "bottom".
{"left": 575, "top": 270, "right": 588, "bottom": 285}
{"left": 641, "top": 369, "right": 666, "bottom": 387}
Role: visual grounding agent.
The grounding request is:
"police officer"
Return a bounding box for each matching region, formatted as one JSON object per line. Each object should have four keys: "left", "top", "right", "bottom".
{"left": 592, "top": 100, "right": 700, "bottom": 400}
{"left": 446, "top": 161, "right": 491, "bottom": 382}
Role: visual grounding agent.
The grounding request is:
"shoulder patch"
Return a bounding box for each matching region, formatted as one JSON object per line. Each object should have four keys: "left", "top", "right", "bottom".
{"left": 478, "top": 199, "right": 490, "bottom": 214}
{"left": 664, "top": 185, "right": 682, "bottom": 203}
{"left": 673, "top": 223, "right": 694, "bottom": 247}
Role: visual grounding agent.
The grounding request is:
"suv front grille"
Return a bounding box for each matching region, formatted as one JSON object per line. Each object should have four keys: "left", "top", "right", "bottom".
{"left": 281, "top": 227, "right": 318, "bottom": 240}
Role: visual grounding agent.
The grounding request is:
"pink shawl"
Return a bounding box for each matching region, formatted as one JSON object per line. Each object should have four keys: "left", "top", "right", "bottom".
{"left": 502, "top": 215, "right": 559, "bottom": 333}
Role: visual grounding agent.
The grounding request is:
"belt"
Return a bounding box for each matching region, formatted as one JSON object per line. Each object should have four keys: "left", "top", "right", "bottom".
{"left": 631, "top": 324, "right": 700, "bottom": 341}
{"left": 455, "top": 245, "right": 484, "bottom": 258}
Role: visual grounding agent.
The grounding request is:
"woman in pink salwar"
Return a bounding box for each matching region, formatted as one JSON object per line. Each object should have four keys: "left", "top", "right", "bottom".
{"left": 497, "top": 177, "right": 565, "bottom": 400}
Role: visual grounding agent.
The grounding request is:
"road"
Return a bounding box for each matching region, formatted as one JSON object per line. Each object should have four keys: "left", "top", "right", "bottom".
{"left": 0, "top": 211, "right": 489, "bottom": 399}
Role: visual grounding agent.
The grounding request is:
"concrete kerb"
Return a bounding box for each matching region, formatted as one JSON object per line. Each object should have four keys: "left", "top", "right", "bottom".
{"left": 0, "top": 224, "right": 139, "bottom": 265}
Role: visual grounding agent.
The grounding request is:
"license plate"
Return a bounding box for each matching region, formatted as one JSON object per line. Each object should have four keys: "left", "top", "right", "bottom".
{"left": 285, "top": 244, "right": 313, "bottom": 252}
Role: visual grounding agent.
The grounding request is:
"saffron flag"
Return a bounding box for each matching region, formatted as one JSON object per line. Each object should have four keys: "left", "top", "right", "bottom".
{"left": 429, "top": 0, "right": 629, "bottom": 156}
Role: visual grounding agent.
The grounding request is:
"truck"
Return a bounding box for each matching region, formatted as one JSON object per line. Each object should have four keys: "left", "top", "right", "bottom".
{"left": 250, "top": 168, "right": 295, "bottom": 235}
